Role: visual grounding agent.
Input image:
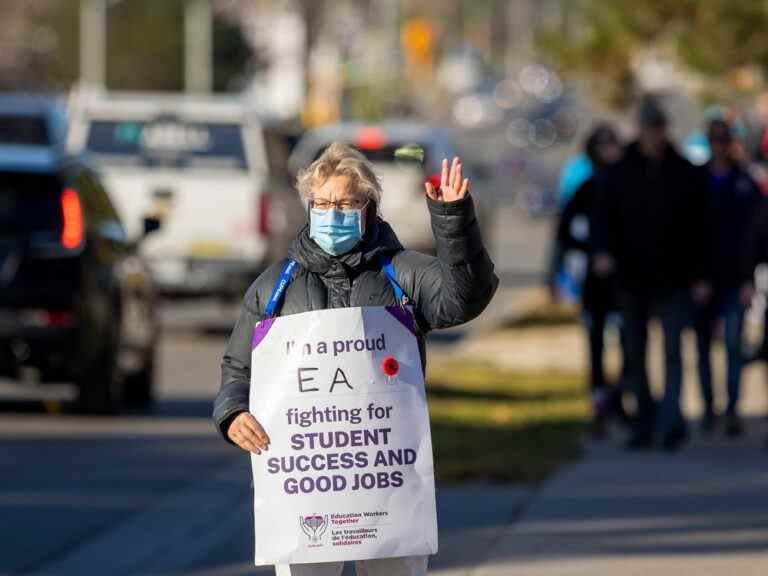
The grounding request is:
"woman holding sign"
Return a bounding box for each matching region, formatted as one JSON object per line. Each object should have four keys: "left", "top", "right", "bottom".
{"left": 214, "top": 143, "right": 498, "bottom": 576}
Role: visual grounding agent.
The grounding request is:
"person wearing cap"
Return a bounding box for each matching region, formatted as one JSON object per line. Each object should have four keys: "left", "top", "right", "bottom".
{"left": 213, "top": 143, "right": 498, "bottom": 576}
{"left": 694, "top": 118, "right": 762, "bottom": 437}
{"left": 550, "top": 124, "right": 626, "bottom": 436}
{"left": 593, "top": 96, "right": 711, "bottom": 451}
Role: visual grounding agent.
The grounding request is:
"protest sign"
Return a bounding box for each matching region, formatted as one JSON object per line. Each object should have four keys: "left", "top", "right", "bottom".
{"left": 249, "top": 306, "right": 438, "bottom": 565}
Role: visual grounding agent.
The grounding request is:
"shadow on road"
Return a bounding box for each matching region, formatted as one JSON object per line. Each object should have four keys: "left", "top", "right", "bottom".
{"left": 145, "top": 397, "right": 220, "bottom": 419}
{"left": 0, "top": 394, "right": 217, "bottom": 419}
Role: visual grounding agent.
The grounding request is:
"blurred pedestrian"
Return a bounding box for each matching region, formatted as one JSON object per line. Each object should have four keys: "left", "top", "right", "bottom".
{"left": 593, "top": 96, "right": 710, "bottom": 451}
{"left": 753, "top": 200, "right": 768, "bottom": 448}
{"left": 752, "top": 199, "right": 768, "bottom": 366}
{"left": 550, "top": 124, "right": 625, "bottom": 437}
{"left": 694, "top": 119, "right": 762, "bottom": 437}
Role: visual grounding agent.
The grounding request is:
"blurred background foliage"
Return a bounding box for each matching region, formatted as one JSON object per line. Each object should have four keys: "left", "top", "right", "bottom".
{"left": 537, "top": 0, "right": 768, "bottom": 107}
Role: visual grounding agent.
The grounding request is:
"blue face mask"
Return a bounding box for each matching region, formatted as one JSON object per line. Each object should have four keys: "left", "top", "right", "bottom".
{"left": 309, "top": 207, "right": 364, "bottom": 256}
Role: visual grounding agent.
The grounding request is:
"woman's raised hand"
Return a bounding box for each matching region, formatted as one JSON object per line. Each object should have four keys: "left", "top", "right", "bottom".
{"left": 227, "top": 412, "right": 271, "bottom": 454}
{"left": 425, "top": 156, "right": 470, "bottom": 202}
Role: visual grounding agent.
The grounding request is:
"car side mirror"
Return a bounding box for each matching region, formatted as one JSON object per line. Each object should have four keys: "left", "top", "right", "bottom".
{"left": 143, "top": 216, "right": 161, "bottom": 238}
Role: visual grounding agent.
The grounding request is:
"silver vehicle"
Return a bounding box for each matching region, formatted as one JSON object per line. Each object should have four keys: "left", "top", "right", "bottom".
{"left": 289, "top": 122, "right": 495, "bottom": 253}
{"left": 67, "top": 90, "right": 273, "bottom": 297}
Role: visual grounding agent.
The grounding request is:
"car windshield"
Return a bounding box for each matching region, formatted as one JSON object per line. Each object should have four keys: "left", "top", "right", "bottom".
{"left": 313, "top": 144, "right": 430, "bottom": 166}
{"left": 0, "top": 115, "right": 50, "bottom": 146}
{"left": 85, "top": 119, "right": 249, "bottom": 171}
{"left": 0, "top": 172, "right": 62, "bottom": 242}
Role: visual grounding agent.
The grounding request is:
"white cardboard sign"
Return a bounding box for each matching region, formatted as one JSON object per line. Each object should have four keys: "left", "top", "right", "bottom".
{"left": 248, "top": 306, "right": 438, "bottom": 565}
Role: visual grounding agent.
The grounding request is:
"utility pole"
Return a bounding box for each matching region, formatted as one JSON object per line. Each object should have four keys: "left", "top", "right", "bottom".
{"left": 79, "top": 0, "right": 107, "bottom": 87}
{"left": 507, "top": 0, "right": 533, "bottom": 72}
{"left": 490, "top": 0, "right": 508, "bottom": 71}
{"left": 184, "top": 0, "right": 213, "bottom": 94}
{"left": 382, "top": 0, "right": 401, "bottom": 83}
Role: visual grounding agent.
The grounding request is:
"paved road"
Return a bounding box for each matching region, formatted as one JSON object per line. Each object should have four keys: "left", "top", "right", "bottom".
{"left": 0, "top": 333, "right": 240, "bottom": 575}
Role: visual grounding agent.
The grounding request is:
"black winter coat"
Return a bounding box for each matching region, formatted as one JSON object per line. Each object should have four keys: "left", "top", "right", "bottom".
{"left": 701, "top": 163, "right": 762, "bottom": 290}
{"left": 593, "top": 141, "right": 708, "bottom": 293}
{"left": 753, "top": 195, "right": 768, "bottom": 267}
{"left": 213, "top": 195, "right": 498, "bottom": 439}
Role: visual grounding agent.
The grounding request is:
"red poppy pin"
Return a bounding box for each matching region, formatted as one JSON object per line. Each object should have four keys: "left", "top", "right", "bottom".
{"left": 381, "top": 356, "right": 399, "bottom": 377}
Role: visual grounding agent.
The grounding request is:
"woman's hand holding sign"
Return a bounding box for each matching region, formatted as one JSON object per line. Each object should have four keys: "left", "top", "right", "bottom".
{"left": 424, "top": 156, "right": 470, "bottom": 202}
{"left": 228, "top": 412, "right": 270, "bottom": 454}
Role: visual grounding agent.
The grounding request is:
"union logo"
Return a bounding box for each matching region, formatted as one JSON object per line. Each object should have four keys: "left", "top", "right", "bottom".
{"left": 299, "top": 514, "right": 329, "bottom": 544}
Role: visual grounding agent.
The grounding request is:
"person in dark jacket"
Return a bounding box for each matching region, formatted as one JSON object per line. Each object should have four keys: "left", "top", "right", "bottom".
{"left": 746, "top": 192, "right": 768, "bottom": 447}
{"left": 753, "top": 198, "right": 768, "bottom": 364}
{"left": 213, "top": 142, "right": 498, "bottom": 576}
{"left": 593, "top": 97, "right": 710, "bottom": 451}
{"left": 694, "top": 118, "right": 762, "bottom": 437}
{"left": 551, "top": 124, "right": 624, "bottom": 436}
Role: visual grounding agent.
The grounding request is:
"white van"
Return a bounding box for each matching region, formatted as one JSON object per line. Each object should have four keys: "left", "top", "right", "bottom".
{"left": 67, "top": 90, "right": 272, "bottom": 297}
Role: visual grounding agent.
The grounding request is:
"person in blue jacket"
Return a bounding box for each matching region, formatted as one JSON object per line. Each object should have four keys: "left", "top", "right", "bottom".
{"left": 694, "top": 118, "right": 762, "bottom": 437}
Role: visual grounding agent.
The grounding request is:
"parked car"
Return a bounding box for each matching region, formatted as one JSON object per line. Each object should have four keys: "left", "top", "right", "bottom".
{"left": 0, "top": 95, "right": 159, "bottom": 412}
{"left": 67, "top": 90, "right": 277, "bottom": 298}
{"left": 288, "top": 122, "right": 496, "bottom": 253}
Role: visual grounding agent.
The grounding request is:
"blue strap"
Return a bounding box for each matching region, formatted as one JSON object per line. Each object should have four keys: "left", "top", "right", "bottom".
{"left": 380, "top": 253, "right": 409, "bottom": 306}
{"left": 264, "top": 254, "right": 409, "bottom": 318}
{"left": 264, "top": 258, "right": 298, "bottom": 318}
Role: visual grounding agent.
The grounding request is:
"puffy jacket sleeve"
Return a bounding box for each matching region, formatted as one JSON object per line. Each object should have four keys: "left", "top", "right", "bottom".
{"left": 212, "top": 284, "right": 262, "bottom": 440}
{"left": 401, "top": 194, "right": 498, "bottom": 330}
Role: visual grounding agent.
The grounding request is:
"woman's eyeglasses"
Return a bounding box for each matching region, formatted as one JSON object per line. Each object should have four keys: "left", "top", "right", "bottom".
{"left": 310, "top": 198, "right": 368, "bottom": 211}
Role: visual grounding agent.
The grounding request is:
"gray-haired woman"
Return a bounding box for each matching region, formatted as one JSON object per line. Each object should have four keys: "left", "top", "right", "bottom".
{"left": 213, "top": 142, "right": 498, "bottom": 576}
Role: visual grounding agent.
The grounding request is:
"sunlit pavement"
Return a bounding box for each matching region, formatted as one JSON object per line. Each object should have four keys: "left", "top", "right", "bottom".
{"left": 435, "top": 420, "right": 768, "bottom": 576}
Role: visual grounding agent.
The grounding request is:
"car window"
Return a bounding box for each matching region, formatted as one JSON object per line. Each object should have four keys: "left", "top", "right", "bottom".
{"left": 0, "top": 115, "right": 50, "bottom": 146}
{"left": 0, "top": 171, "right": 63, "bottom": 243}
{"left": 312, "top": 144, "right": 430, "bottom": 167}
{"left": 85, "top": 118, "right": 249, "bottom": 171}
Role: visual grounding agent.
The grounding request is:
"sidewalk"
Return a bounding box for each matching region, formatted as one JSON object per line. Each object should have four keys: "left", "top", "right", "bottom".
{"left": 434, "top": 421, "right": 768, "bottom": 576}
